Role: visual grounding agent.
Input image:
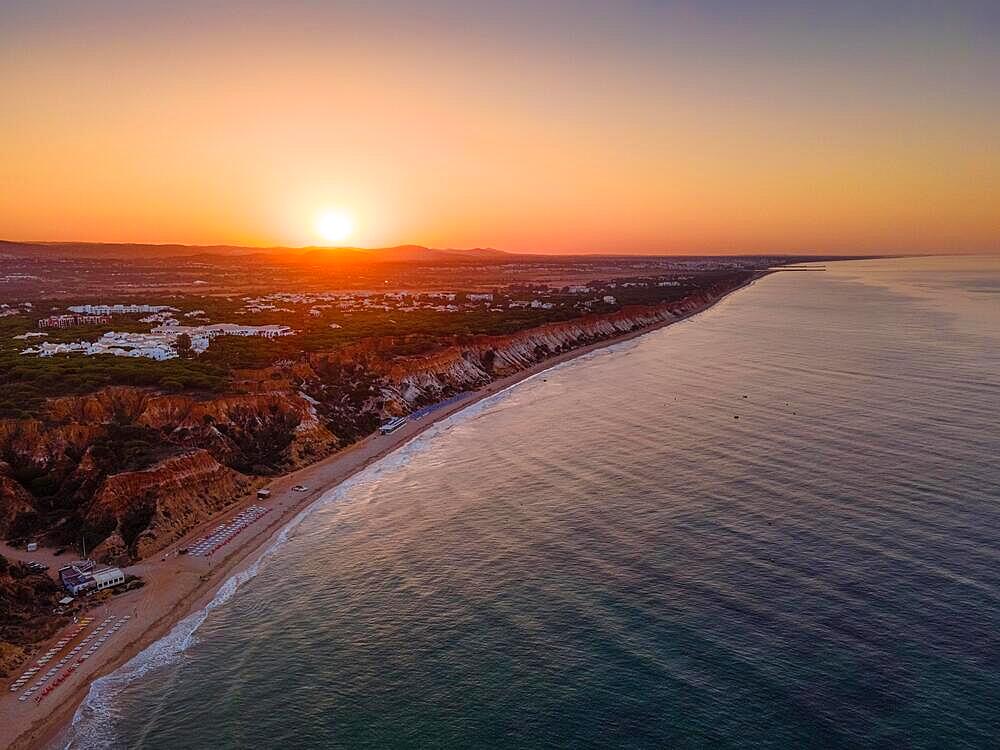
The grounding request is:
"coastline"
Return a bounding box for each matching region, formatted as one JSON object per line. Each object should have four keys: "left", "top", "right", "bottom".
{"left": 3, "top": 272, "right": 766, "bottom": 750}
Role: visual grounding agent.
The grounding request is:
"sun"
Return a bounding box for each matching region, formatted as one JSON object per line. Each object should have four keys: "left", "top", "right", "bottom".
{"left": 315, "top": 210, "right": 355, "bottom": 244}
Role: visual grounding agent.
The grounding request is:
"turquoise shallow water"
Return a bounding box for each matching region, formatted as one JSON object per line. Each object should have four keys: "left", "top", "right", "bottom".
{"left": 68, "top": 257, "right": 1000, "bottom": 749}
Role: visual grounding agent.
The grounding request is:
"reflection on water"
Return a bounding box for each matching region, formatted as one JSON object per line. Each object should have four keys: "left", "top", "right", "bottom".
{"left": 825, "top": 255, "right": 1000, "bottom": 340}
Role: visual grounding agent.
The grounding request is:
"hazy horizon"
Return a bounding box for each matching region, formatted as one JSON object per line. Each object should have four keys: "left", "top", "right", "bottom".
{"left": 0, "top": 237, "right": 933, "bottom": 258}
{"left": 3, "top": 1, "right": 998, "bottom": 255}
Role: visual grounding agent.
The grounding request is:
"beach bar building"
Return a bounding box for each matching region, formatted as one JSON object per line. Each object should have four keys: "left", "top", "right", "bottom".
{"left": 59, "top": 562, "right": 96, "bottom": 595}
{"left": 59, "top": 561, "right": 124, "bottom": 594}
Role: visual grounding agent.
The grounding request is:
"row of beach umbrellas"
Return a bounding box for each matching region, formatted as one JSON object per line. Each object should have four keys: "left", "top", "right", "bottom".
{"left": 12, "top": 615, "right": 130, "bottom": 703}
{"left": 8, "top": 617, "right": 94, "bottom": 692}
{"left": 188, "top": 504, "right": 270, "bottom": 557}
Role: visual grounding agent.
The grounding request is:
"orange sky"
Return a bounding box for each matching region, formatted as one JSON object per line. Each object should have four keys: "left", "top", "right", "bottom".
{"left": 2, "top": 1, "right": 998, "bottom": 254}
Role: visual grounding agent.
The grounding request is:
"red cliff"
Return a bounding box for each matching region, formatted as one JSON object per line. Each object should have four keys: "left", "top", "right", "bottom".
{"left": 0, "top": 282, "right": 746, "bottom": 562}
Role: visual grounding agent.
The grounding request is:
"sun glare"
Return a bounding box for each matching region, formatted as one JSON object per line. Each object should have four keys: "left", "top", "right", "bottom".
{"left": 315, "top": 210, "right": 355, "bottom": 244}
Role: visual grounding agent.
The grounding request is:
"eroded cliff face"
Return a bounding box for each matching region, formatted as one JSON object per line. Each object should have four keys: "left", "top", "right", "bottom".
{"left": 0, "top": 281, "right": 747, "bottom": 562}
{"left": 0, "top": 555, "right": 66, "bottom": 675}
{"left": 373, "top": 296, "right": 722, "bottom": 408}
{"left": 0, "top": 388, "right": 340, "bottom": 561}
{"left": 0, "top": 470, "right": 34, "bottom": 535}
{"left": 88, "top": 450, "right": 258, "bottom": 564}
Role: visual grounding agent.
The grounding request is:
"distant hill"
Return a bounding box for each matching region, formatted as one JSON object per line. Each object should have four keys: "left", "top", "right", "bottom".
{"left": 298, "top": 245, "right": 509, "bottom": 264}
{"left": 0, "top": 240, "right": 264, "bottom": 259}
{"left": 0, "top": 240, "right": 512, "bottom": 263}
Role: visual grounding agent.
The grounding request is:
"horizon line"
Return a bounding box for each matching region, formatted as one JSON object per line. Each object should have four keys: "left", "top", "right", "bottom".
{"left": 0, "top": 238, "right": 933, "bottom": 258}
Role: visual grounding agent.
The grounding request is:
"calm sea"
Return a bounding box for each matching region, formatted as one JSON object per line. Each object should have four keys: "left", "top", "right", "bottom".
{"left": 67, "top": 256, "right": 1000, "bottom": 749}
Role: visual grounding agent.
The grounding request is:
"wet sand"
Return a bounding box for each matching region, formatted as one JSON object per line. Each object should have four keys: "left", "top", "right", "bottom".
{"left": 1, "top": 277, "right": 762, "bottom": 750}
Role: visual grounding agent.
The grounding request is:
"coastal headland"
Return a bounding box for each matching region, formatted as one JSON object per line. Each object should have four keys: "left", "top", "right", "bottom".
{"left": 0, "top": 269, "right": 769, "bottom": 750}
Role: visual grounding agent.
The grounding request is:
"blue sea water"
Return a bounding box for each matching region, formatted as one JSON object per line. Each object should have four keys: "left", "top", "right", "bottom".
{"left": 67, "top": 256, "right": 1000, "bottom": 749}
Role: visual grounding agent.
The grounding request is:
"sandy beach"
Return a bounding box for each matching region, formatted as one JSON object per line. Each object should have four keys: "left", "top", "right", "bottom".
{"left": 1, "top": 275, "right": 763, "bottom": 750}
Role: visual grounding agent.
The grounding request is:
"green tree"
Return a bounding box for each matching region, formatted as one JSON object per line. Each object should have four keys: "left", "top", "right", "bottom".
{"left": 175, "top": 333, "right": 193, "bottom": 358}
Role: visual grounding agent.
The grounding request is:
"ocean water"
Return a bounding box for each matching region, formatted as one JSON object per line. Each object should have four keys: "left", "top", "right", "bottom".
{"left": 68, "top": 256, "right": 1000, "bottom": 749}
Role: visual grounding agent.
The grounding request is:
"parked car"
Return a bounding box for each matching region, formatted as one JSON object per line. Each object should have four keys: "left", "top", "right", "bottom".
{"left": 292, "top": 485, "right": 308, "bottom": 492}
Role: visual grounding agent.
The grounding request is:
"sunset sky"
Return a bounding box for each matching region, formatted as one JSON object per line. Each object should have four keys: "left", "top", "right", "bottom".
{"left": 2, "top": 1, "right": 998, "bottom": 254}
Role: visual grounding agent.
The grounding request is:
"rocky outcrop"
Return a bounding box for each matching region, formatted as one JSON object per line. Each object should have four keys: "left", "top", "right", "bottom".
{"left": 374, "top": 300, "right": 712, "bottom": 407}
{"left": 0, "top": 469, "right": 34, "bottom": 535}
{"left": 0, "top": 389, "right": 340, "bottom": 560}
{"left": 0, "top": 420, "right": 101, "bottom": 476}
{"left": 87, "top": 450, "right": 258, "bottom": 562}
{"left": 0, "top": 555, "right": 66, "bottom": 676}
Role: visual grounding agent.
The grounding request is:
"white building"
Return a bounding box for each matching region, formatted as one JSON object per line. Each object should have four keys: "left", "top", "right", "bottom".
{"left": 68, "top": 304, "right": 177, "bottom": 315}
{"left": 92, "top": 567, "right": 125, "bottom": 591}
{"left": 139, "top": 312, "right": 175, "bottom": 323}
{"left": 23, "top": 322, "right": 295, "bottom": 360}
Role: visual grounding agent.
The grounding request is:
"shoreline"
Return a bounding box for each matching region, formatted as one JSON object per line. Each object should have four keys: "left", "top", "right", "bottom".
{"left": 3, "top": 272, "right": 766, "bottom": 750}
